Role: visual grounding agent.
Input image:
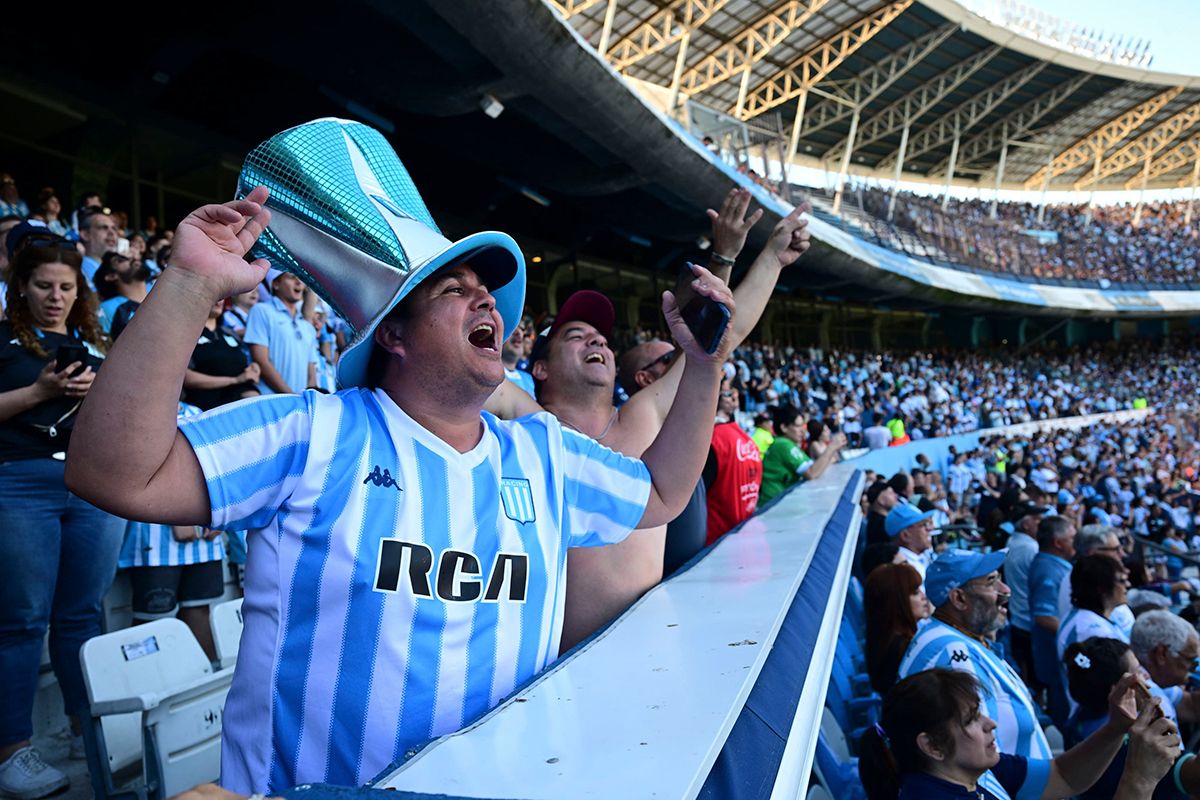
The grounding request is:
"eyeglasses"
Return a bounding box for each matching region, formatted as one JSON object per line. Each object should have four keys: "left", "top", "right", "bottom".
{"left": 637, "top": 350, "right": 675, "bottom": 373}
{"left": 1172, "top": 651, "right": 1200, "bottom": 671}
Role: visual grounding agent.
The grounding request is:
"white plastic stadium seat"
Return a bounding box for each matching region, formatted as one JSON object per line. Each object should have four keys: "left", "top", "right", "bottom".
{"left": 210, "top": 598, "right": 244, "bottom": 669}
{"left": 80, "top": 618, "right": 234, "bottom": 799}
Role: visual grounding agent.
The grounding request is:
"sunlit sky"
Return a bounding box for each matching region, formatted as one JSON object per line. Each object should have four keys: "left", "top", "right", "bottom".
{"left": 789, "top": 0, "right": 1200, "bottom": 202}
{"left": 1012, "top": 0, "right": 1199, "bottom": 76}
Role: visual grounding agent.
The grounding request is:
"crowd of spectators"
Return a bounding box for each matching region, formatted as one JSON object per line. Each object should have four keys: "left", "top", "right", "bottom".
{"left": 852, "top": 406, "right": 1200, "bottom": 797}
{"left": 5, "top": 151, "right": 1200, "bottom": 800}
{"left": 0, "top": 174, "right": 353, "bottom": 797}
{"left": 852, "top": 185, "right": 1200, "bottom": 286}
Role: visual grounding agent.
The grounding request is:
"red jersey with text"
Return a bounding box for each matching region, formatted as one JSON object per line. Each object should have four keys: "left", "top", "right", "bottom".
{"left": 706, "top": 421, "right": 762, "bottom": 544}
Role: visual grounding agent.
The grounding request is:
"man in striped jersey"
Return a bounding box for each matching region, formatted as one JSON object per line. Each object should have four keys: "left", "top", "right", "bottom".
{"left": 67, "top": 119, "right": 739, "bottom": 793}
{"left": 898, "top": 549, "right": 1053, "bottom": 760}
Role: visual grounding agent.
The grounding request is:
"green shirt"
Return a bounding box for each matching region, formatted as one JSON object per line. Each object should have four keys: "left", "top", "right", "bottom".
{"left": 759, "top": 438, "right": 812, "bottom": 506}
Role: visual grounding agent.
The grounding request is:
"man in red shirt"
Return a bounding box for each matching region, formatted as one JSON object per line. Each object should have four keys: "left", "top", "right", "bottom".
{"left": 705, "top": 386, "right": 761, "bottom": 544}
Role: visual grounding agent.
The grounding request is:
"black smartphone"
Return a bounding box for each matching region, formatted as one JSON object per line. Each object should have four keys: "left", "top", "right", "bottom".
{"left": 680, "top": 289, "right": 730, "bottom": 355}
{"left": 55, "top": 343, "right": 89, "bottom": 377}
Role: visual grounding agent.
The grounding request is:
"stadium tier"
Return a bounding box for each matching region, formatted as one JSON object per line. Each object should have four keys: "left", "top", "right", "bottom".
{"left": 3, "top": 1, "right": 1200, "bottom": 799}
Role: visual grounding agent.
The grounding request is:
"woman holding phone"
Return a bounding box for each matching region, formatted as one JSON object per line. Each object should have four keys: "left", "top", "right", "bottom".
{"left": 0, "top": 235, "right": 124, "bottom": 798}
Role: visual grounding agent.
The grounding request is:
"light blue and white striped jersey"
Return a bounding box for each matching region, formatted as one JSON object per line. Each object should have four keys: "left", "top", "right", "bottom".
{"left": 119, "top": 403, "right": 225, "bottom": 568}
{"left": 1055, "top": 607, "right": 1128, "bottom": 663}
{"left": 117, "top": 522, "right": 225, "bottom": 568}
{"left": 178, "top": 387, "right": 652, "bottom": 794}
{"left": 898, "top": 618, "right": 1051, "bottom": 760}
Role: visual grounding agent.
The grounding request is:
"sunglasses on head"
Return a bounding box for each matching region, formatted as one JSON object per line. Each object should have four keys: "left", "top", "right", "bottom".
{"left": 17, "top": 233, "right": 76, "bottom": 254}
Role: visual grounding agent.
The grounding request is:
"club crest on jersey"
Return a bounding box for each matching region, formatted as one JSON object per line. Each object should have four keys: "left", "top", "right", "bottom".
{"left": 500, "top": 477, "right": 536, "bottom": 524}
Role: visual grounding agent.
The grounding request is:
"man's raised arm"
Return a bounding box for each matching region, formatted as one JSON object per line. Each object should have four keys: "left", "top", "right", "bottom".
{"left": 636, "top": 264, "right": 735, "bottom": 528}
{"left": 629, "top": 201, "right": 812, "bottom": 433}
{"left": 66, "top": 188, "right": 273, "bottom": 523}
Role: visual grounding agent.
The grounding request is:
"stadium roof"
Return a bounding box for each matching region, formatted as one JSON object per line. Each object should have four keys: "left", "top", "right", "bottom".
{"left": 553, "top": 0, "right": 1200, "bottom": 192}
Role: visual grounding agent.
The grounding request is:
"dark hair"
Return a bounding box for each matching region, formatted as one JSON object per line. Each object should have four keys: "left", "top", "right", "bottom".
{"left": 861, "top": 542, "right": 900, "bottom": 576}
{"left": 78, "top": 205, "right": 108, "bottom": 232}
{"left": 1070, "top": 554, "right": 1123, "bottom": 613}
{"left": 93, "top": 251, "right": 129, "bottom": 301}
{"left": 1064, "top": 637, "right": 1130, "bottom": 716}
{"left": 864, "top": 563, "right": 923, "bottom": 695}
{"left": 806, "top": 418, "right": 826, "bottom": 442}
{"left": 859, "top": 669, "right": 984, "bottom": 800}
{"left": 5, "top": 244, "right": 104, "bottom": 359}
{"left": 772, "top": 404, "right": 801, "bottom": 431}
{"left": 888, "top": 472, "right": 912, "bottom": 497}
{"left": 1037, "top": 515, "right": 1073, "bottom": 549}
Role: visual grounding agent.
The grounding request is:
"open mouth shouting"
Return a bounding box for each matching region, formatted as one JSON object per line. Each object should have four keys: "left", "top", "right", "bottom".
{"left": 467, "top": 320, "right": 500, "bottom": 353}
{"left": 583, "top": 351, "right": 606, "bottom": 366}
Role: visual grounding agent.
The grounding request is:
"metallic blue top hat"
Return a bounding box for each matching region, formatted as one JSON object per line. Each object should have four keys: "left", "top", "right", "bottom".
{"left": 236, "top": 118, "right": 525, "bottom": 388}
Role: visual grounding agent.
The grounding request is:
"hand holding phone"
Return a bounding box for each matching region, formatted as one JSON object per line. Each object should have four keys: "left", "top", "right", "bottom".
{"left": 55, "top": 343, "right": 89, "bottom": 377}
{"left": 679, "top": 290, "right": 731, "bottom": 355}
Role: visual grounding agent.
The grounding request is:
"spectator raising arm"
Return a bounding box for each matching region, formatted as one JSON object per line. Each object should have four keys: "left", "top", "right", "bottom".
{"left": 66, "top": 188, "right": 273, "bottom": 523}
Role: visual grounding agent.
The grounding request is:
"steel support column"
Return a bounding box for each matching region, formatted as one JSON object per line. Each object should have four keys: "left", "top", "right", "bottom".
{"left": 1036, "top": 147, "right": 1053, "bottom": 225}
{"left": 1187, "top": 159, "right": 1200, "bottom": 226}
{"left": 888, "top": 121, "right": 909, "bottom": 221}
{"left": 1134, "top": 152, "right": 1151, "bottom": 225}
{"left": 1087, "top": 148, "right": 1102, "bottom": 212}
{"left": 784, "top": 91, "right": 808, "bottom": 202}
{"left": 990, "top": 135, "right": 1008, "bottom": 220}
{"left": 669, "top": 31, "right": 692, "bottom": 119}
{"left": 597, "top": 0, "right": 619, "bottom": 56}
{"left": 832, "top": 108, "right": 859, "bottom": 214}
{"left": 941, "top": 122, "right": 959, "bottom": 211}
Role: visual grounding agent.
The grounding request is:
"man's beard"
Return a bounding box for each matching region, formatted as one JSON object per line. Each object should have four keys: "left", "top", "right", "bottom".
{"left": 122, "top": 263, "right": 153, "bottom": 283}
{"left": 965, "top": 599, "right": 1003, "bottom": 636}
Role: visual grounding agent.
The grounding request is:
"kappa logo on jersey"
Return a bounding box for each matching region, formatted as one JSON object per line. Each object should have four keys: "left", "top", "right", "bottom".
{"left": 500, "top": 477, "right": 536, "bottom": 524}
{"left": 363, "top": 465, "right": 403, "bottom": 491}
{"left": 949, "top": 649, "right": 970, "bottom": 664}
{"left": 372, "top": 539, "right": 529, "bottom": 603}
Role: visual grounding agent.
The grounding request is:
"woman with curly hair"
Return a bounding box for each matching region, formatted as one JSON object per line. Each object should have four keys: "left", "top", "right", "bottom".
{"left": 0, "top": 236, "right": 124, "bottom": 798}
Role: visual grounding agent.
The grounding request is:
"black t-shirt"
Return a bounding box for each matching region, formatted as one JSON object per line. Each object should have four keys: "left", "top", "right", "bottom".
{"left": 0, "top": 321, "right": 104, "bottom": 461}
{"left": 185, "top": 325, "right": 256, "bottom": 411}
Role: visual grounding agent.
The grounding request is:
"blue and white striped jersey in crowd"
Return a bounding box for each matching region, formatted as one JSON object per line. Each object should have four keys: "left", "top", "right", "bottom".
{"left": 1055, "top": 607, "right": 1129, "bottom": 663}
{"left": 178, "top": 387, "right": 652, "bottom": 794}
{"left": 117, "top": 522, "right": 224, "bottom": 568}
{"left": 118, "top": 403, "right": 225, "bottom": 568}
{"left": 899, "top": 618, "right": 1052, "bottom": 760}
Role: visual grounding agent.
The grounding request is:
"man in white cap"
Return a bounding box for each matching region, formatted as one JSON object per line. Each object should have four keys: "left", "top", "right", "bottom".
{"left": 244, "top": 267, "right": 318, "bottom": 394}
{"left": 68, "top": 119, "right": 735, "bottom": 794}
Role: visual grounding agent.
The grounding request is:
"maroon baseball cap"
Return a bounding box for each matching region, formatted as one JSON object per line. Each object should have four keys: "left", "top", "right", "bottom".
{"left": 548, "top": 290, "right": 614, "bottom": 340}
{"left": 531, "top": 290, "right": 615, "bottom": 364}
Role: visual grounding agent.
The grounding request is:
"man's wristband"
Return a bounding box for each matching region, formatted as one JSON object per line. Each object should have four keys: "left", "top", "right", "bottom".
{"left": 1175, "top": 751, "right": 1196, "bottom": 794}
{"left": 709, "top": 252, "right": 735, "bottom": 267}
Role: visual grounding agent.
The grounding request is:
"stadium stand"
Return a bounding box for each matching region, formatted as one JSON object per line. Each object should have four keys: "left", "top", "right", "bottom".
{"left": 4, "top": 0, "right": 1200, "bottom": 799}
